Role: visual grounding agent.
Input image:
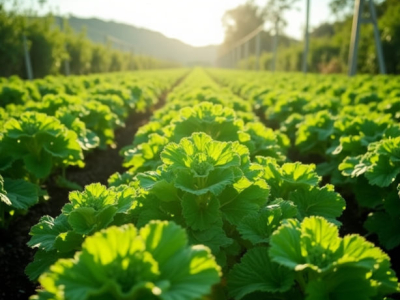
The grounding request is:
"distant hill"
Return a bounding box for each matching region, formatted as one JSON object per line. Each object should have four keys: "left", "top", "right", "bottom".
{"left": 56, "top": 16, "right": 218, "bottom": 65}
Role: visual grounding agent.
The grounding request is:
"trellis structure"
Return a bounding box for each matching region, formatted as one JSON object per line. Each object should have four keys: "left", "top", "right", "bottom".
{"left": 348, "top": 0, "right": 386, "bottom": 75}
{"left": 217, "top": 25, "right": 263, "bottom": 70}
{"left": 217, "top": 0, "right": 386, "bottom": 76}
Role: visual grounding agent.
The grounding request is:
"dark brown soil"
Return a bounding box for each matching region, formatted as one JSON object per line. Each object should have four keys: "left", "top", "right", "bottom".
{"left": 0, "top": 90, "right": 171, "bottom": 300}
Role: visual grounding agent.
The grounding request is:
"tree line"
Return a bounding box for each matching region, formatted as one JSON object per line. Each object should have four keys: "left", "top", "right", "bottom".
{"left": 0, "top": 4, "right": 179, "bottom": 79}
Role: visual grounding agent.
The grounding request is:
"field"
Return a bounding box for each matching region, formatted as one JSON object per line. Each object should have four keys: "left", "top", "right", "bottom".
{"left": 1, "top": 68, "right": 399, "bottom": 299}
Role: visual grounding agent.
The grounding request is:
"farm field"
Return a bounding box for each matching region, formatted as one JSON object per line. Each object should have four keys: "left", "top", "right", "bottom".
{"left": 1, "top": 68, "right": 400, "bottom": 299}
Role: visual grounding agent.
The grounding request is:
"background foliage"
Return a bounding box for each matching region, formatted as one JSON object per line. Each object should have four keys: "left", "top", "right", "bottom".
{"left": 0, "top": 4, "right": 179, "bottom": 79}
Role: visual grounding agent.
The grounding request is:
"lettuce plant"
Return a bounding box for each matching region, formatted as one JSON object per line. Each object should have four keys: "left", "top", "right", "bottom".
{"left": 265, "top": 93, "right": 309, "bottom": 125}
{"left": 26, "top": 183, "right": 137, "bottom": 280}
{"left": 340, "top": 137, "right": 400, "bottom": 187}
{"left": 135, "top": 133, "right": 269, "bottom": 261}
{"left": 167, "top": 102, "right": 245, "bottom": 142}
{"left": 255, "top": 157, "right": 345, "bottom": 224}
{"left": 88, "top": 83, "right": 136, "bottom": 109}
{"left": 241, "top": 122, "right": 289, "bottom": 161}
{"left": 88, "top": 94, "right": 128, "bottom": 122}
{"left": 28, "top": 93, "right": 82, "bottom": 116}
{"left": 0, "top": 82, "right": 31, "bottom": 107}
{"left": 235, "top": 156, "right": 345, "bottom": 249}
{"left": 121, "top": 102, "right": 246, "bottom": 175}
{"left": 341, "top": 140, "right": 400, "bottom": 249}
{"left": 0, "top": 112, "right": 84, "bottom": 183}
{"left": 130, "top": 121, "right": 164, "bottom": 146}
{"left": 31, "top": 221, "right": 221, "bottom": 300}
{"left": 122, "top": 133, "right": 169, "bottom": 174}
{"left": 295, "top": 110, "right": 335, "bottom": 156}
{"left": 122, "top": 102, "right": 287, "bottom": 176}
{"left": 364, "top": 184, "right": 400, "bottom": 250}
{"left": 0, "top": 174, "right": 39, "bottom": 227}
{"left": 58, "top": 101, "right": 119, "bottom": 149}
{"left": 55, "top": 111, "right": 100, "bottom": 152}
{"left": 228, "top": 216, "right": 400, "bottom": 300}
{"left": 23, "top": 94, "right": 100, "bottom": 152}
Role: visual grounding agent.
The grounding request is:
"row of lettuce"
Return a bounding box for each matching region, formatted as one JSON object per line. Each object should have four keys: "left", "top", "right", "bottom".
{"left": 209, "top": 69, "right": 400, "bottom": 252}
{"left": 0, "top": 70, "right": 186, "bottom": 227}
{"left": 27, "top": 68, "right": 399, "bottom": 299}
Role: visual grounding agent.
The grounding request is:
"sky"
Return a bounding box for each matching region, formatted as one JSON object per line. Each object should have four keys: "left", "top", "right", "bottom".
{"left": 13, "top": 0, "right": 334, "bottom": 47}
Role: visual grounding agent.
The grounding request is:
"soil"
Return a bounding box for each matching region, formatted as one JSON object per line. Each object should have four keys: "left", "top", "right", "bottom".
{"left": 0, "top": 90, "right": 170, "bottom": 300}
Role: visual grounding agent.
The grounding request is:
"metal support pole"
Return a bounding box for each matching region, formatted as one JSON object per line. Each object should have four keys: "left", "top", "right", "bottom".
{"left": 233, "top": 47, "right": 237, "bottom": 68}
{"left": 348, "top": 0, "right": 385, "bottom": 75}
{"left": 245, "top": 40, "right": 249, "bottom": 69}
{"left": 60, "top": 18, "right": 70, "bottom": 76}
{"left": 272, "top": 20, "right": 278, "bottom": 72}
{"left": 255, "top": 31, "right": 261, "bottom": 70}
{"left": 64, "top": 52, "right": 70, "bottom": 76}
{"left": 238, "top": 44, "right": 242, "bottom": 67}
{"left": 368, "top": 0, "right": 386, "bottom": 74}
{"left": 348, "top": 0, "right": 363, "bottom": 76}
{"left": 302, "top": 0, "right": 310, "bottom": 73}
{"left": 23, "top": 34, "right": 33, "bottom": 80}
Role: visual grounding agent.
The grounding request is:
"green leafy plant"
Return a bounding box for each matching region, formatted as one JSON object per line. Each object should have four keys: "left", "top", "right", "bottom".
{"left": 135, "top": 132, "right": 269, "bottom": 263}
{"left": 229, "top": 216, "right": 400, "bottom": 300}
{"left": 0, "top": 112, "right": 84, "bottom": 183}
{"left": 255, "top": 157, "right": 345, "bottom": 224}
{"left": 364, "top": 184, "right": 400, "bottom": 250}
{"left": 122, "top": 102, "right": 287, "bottom": 176}
{"left": 26, "top": 183, "right": 137, "bottom": 280}
{"left": 0, "top": 174, "right": 39, "bottom": 227}
{"left": 340, "top": 137, "right": 400, "bottom": 187}
{"left": 31, "top": 221, "right": 221, "bottom": 300}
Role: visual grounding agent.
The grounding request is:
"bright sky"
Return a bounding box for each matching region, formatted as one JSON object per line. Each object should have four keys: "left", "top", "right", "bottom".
{"left": 14, "top": 0, "right": 334, "bottom": 47}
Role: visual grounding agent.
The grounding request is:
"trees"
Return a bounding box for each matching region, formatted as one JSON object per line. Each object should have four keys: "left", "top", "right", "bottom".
{"left": 221, "top": 0, "right": 265, "bottom": 53}
{"left": 26, "top": 16, "right": 66, "bottom": 77}
{"left": 0, "top": 5, "right": 25, "bottom": 77}
{"left": 0, "top": 6, "right": 178, "bottom": 78}
{"left": 263, "top": 0, "right": 300, "bottom": 70}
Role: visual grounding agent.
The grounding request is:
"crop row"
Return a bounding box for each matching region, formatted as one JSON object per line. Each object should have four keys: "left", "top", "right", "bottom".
{"left": 26, "top": 68, "right": 400, "bottom": 299}
{"left": 208, "top": 69, "right": 400, "bottom": 252}
{"left": 0, "top": 70, "right": 187, "bottom": 227}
